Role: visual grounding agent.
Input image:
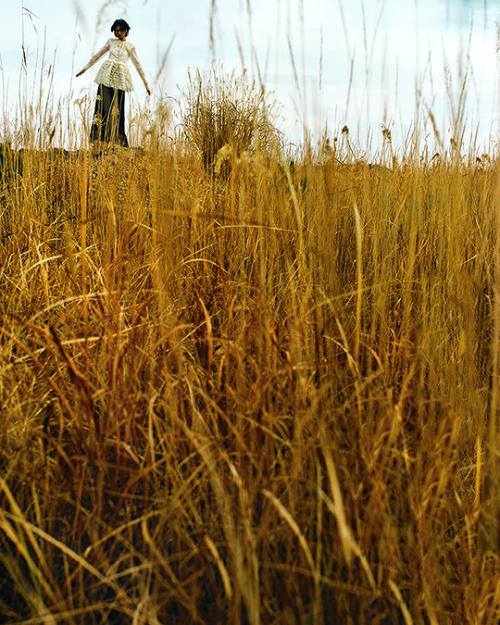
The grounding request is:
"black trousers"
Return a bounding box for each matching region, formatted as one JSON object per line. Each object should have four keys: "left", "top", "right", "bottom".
{"left": 90, "top": 84, "right": 129, "bottom": 147}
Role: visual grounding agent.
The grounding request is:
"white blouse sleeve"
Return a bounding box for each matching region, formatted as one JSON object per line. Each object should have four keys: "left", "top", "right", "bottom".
{"left": 129, "top": 45, "right": 149, "bottom": 90}
{"left": 81, "top": 40, "right": 111, "bottom": 72}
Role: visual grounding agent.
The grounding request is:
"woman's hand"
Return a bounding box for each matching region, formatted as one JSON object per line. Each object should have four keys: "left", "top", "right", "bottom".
{"left": 76, "top": 70, "right": 85, "bottom": 78}
{"left": 146, "top": 87, "right": 151, "bottom": 96}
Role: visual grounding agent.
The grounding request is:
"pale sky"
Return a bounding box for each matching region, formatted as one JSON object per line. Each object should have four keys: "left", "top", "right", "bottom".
{"left": 1, "top": 0, "right": 499, "bottom": 153}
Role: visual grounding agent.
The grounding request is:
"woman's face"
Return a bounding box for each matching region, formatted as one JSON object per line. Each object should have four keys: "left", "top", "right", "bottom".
{"left": 115, "top": 28, "right": 127, "bottom": 41}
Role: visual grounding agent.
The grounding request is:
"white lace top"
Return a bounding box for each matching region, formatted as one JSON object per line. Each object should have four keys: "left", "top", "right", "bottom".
{"left": 81, "top": 38, "right": 149, "bottom": 92}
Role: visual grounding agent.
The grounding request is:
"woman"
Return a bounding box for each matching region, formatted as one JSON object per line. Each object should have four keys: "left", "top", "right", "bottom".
{"left": 76, "top": 19, "right": 151, "bottom": 148}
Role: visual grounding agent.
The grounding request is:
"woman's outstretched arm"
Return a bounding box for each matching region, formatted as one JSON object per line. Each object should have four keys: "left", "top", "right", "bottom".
{"left": 76, "top": 40, "right": 111, "bottom": 77}
{"left": 129, "top": 45, "right": 151, "bottom": 95}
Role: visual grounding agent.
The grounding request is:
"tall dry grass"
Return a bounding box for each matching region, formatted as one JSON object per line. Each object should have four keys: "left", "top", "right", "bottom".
{"left": 0, "top": 68, "right": 499, "bottom": 625}
{"left": 182, "top": 64, "right": 281, "bottom": 176}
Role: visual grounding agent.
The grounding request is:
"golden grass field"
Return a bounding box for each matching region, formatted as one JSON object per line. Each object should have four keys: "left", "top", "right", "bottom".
{"left": 1, "top": 86, "right": 500, "bottom": 623}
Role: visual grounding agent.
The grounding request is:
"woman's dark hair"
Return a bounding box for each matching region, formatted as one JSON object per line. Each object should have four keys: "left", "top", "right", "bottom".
{"left": 111, "top": 19, "right": 130, "bottom": 35}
